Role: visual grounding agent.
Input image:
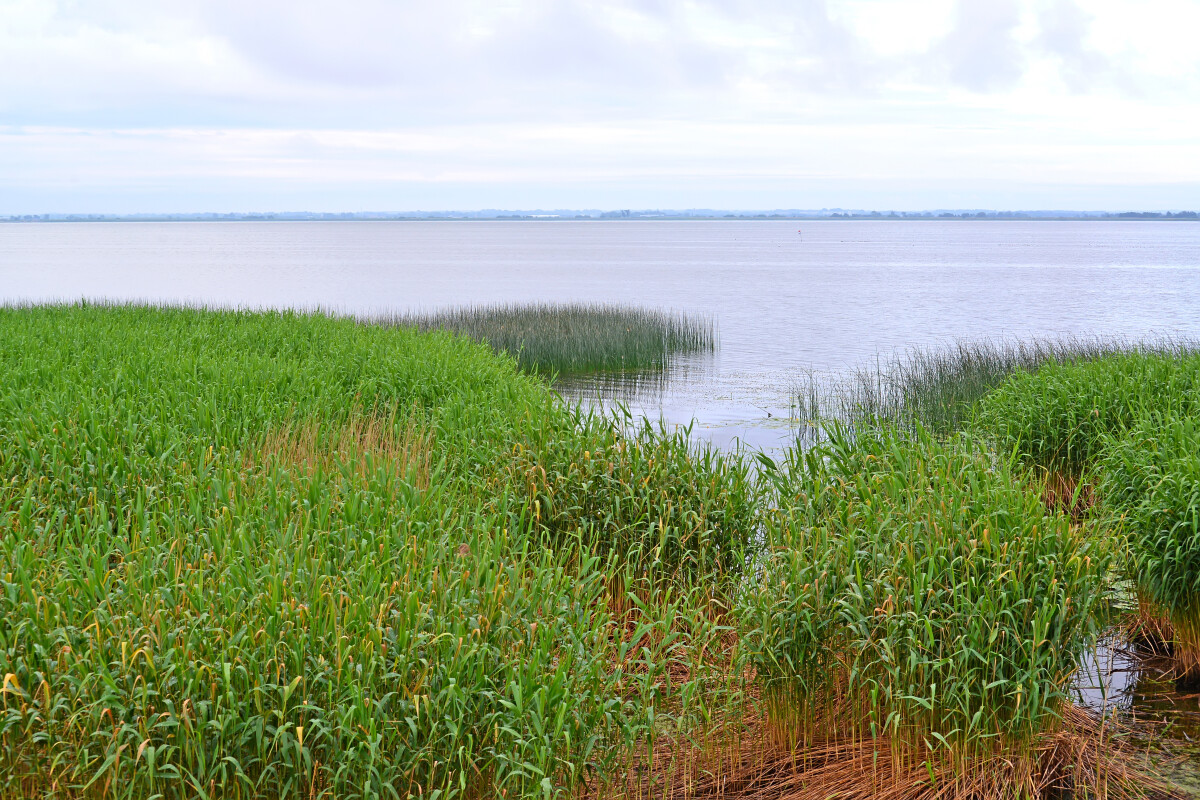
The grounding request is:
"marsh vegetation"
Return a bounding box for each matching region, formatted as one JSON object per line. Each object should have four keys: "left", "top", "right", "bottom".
{"left": 379, "top": 302, "right": 716, "bottom": 375}
{"left": 1, "top": 304, "right": 1196, "bottom": 799}
{"left": 792, "top": 335, "right": 1198, "bottom": 436}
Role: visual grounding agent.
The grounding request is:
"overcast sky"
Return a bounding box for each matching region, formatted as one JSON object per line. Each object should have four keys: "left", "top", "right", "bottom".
{"left": 2, "top": 0, "right": 1198, "bottom": 213}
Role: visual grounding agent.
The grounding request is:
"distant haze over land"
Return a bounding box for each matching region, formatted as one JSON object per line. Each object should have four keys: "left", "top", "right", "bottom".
{"left": 4, "top": 210, "right": 1198, "bottom": 223}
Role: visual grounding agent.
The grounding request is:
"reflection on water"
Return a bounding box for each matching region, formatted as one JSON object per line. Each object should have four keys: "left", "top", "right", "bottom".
{"left": 1075, "top": 634, "right": 1200, "bottom": 793}
{"left": 552, "top": 352, "right": 717, "bottom": 407}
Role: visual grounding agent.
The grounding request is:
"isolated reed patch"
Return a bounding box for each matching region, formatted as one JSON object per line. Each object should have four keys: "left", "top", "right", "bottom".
{"left": 377, "top": 302, "right": 715, "bottom": 375}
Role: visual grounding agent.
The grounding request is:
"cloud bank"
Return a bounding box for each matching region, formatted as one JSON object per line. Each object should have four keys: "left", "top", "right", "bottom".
{"left": 2, "top": 0, "right": 1197, "bottom": 212}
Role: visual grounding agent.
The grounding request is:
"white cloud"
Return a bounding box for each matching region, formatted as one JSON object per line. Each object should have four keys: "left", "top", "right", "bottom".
{"left": 0, "top": 0, "right": 1197, "bottom": 210}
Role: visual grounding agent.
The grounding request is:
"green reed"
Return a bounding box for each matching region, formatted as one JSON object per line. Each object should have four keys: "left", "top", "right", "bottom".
{"left": 0, "top": 303, "right": 752, "bottom": 800}
{"left": 375, "top": 303, "right": 715, "bottom": 375}
{"left": 0, "top": 303, "right": 1167, "bottom": 799}
{"left": 793, "top": 336, "right": 1194, "bottom": 438}
{"left": 1099, "top": 414, "right": 1200, "bottom": 680}
{"left": 499, "top": 407, "right": 758, "bottom": 581}
{"left": 745, "top": 425, "right": 1110, "bottom": 768}
{"left": 976, "top": 349, "right": 1200, "bottom": 475}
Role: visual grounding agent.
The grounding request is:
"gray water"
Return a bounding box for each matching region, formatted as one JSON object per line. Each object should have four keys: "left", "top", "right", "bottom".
{"left": 4, "top": 219, "right": 1200, "bottom": 451}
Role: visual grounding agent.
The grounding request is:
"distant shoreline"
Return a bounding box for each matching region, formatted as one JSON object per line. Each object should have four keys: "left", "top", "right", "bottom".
{"left": 4, "top": 212, "right": 1199, "bottom": 223}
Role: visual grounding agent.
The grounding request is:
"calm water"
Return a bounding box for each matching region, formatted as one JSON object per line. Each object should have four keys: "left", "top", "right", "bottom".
{"left": 4, "top": 219, "right": 1200, "bottom": 450}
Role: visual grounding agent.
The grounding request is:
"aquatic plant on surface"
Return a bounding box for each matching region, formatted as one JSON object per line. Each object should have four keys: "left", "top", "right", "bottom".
{"left": 375, "top": 302, "right": 716, "bottom": 375}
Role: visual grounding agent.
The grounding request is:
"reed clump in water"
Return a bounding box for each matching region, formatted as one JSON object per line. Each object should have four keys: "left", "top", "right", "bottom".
{"left": 974, "top": 350, "right": 1200, "bottom": 695}
{"left": 379, "top": 302, "right": 716, "bottom": 375}
{"left": 736, "top": 425, "right": 1140, "bottom": 799}
{"left": 975, "top": 349, "right": 1200, "bottom": 476}
{"left": 1099, "top": 414, "right": 1200, "bottom": 685}
{"left": 794, "top": 336, "right": 1196, "bottom": 438}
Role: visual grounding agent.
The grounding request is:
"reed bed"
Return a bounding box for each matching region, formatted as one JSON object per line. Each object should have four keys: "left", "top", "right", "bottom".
{"left": 793, "top": 336, "right": 1196, "bottom": 438}
{"left": 974, "top": 348, "right": 1200, "bottom": 695}
{"left": 0, "top": 304, "right": 1174, "bottom": 799}
{"left": 1099, "top": 414, "right": 1200, "bottom": 684}
{"left": 0, "top": 304, "right": 750, "bottom": 799}
{"left": 736, "top": 425, "right": 1142, "bottom": 799}
{"left": 375, "top": 303, "right": 715, "bottom": 375}
{"left": 501, "top": 409, "right": 758, "bottom": 580}
{"left": 975, "top": 349, "right": 1200, "bottom": 476}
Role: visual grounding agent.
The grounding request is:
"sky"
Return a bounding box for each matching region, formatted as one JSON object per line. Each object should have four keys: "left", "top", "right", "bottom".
{"left": 2, "top": 0, "right": 1198, "bottom": 214}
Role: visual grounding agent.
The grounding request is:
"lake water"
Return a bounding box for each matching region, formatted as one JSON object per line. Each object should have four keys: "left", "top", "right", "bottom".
{"left": 4, "top": 219, "right": 1200, "bottom": 452}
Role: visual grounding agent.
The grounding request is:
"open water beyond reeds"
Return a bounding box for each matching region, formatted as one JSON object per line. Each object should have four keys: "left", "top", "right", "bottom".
{"left": 4, "top": 219, "right": 1200, "bottom": 452}
{"left": 5, "top": 220, "right": 1200, "bottom": 794}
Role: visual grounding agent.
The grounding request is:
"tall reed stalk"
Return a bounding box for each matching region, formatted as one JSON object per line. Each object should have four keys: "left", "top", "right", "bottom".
{"left": 794, "top": 336, "right": 1197, "bottom": 438}
{"left": 741, "top": 424, "right": 1123, "bottom": 797}
{"left": 374, "top": 302, "right": 715, "bottom": 375}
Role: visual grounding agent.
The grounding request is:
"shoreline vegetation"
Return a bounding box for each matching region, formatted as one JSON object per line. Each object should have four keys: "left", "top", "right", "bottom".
{"left": 2, "top": 303, "right": 1198, "bottom": 799}
{"left": 792, "top": 335, "right": 1200, "bottom": 438}
{"left": 376, "top": 303, "right": 715, "bottom": 375}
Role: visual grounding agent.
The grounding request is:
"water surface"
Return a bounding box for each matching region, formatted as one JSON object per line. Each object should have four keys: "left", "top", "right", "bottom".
{"left": 4, "top": 219, "right": 1199, "bottom": 450}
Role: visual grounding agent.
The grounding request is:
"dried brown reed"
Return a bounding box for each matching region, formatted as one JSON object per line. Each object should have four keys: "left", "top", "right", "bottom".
{"left": 248, "top": 404, "right": 433, "bottom": 489}
{"left": 1041, "top": 469, "right": 1097, "bottom": 522}
{"left": 595, "top": 704, "right": 1174, "bottom": 800}
{"left": 1125, "top": 594, "right": 1177, "bottom": 659}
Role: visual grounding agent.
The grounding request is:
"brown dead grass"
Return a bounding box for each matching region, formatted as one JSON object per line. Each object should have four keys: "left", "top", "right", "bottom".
{"left": 1041, "top": 470, "right": 1096, "bottom": 523}
{"left": 1126, "top": 594, "right": 1176, "bottom": 659}
{"left": 248, "top": 404, "right": 432, "bottom": 489}
{"left": 594, "top": 705, "right": 1175, "bottom": 800}
{"left": 1121, "top": 596, "right": 1200, "bottom": 689}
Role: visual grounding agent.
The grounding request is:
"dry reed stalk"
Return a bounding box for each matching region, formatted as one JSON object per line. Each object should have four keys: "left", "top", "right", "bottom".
{"left": 248, "top": 404, "right": 433, "bottom": 489}
{"left": 1040, "top": 470, "right": 1096, "bottom": 522}
{"left": 1125, "top": 594, "right": 1176, "bottom": 658}
{"left": 594, "top": 704, "right": 1175, "bottom": 800}
{"left": 1120, "top": 595, "right": 1200, "bottom": 689}
{"left": 1169, "top": 616, "right": 1200, "bottom": 689}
